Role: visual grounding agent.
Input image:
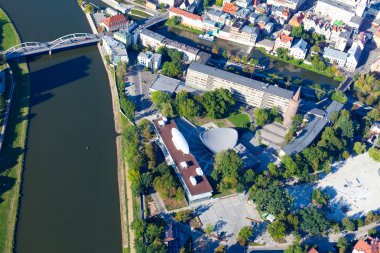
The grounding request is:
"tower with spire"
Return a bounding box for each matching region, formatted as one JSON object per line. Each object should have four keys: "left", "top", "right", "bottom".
{"left": 283, "top": 87, "right": 301, "bottom": 128}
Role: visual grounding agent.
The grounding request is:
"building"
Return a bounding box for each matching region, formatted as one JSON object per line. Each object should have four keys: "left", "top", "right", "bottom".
{"left": 345, "top": 42, "right": 362, "bottom": 69}
{"left": 113, "top": 29, "right": 133, "bottom": 47}
{"left": 102, "top": 36, "right": 129, "bottom": 64}
{"left": 101, "top": 14, "right": 129, "bottom": 32}
{"left": 163, "top": 38, "right": 200, "bottom": 61}
{"left": 185, "top": 62, "right": 299, "bottom": 125}
{"left": 289, "top": 39, "right": 308, "bottom": 59}
{"left": 274, "top": 32, "right": 294, "bottom": 51}
{"left": 272, "top": 6, "right": 291, "bottom": 25}
{"left": 223, "top": 3, "right": 238, "bottom": 15}
{"left": 153, "top": 117, "right": 213, "bottom": 204}
{"left": 236, "top": 0, "right": 252, "bottom": 8}
{"left": 137, "top": 51, "right": 162, "bottom": 70}
{"left": 315, "top": 0, "right": 356, "bottom": 23}
{"left": 158, "top": 0, "right": 182, "bottom": 7}
{"left": 207, "top": 8, "right": 225, "bottom": 23}
{"left": 266, "top": 0, "right": 306, "bottom": 10}
{"left": 288, "top": 12, "right": 304, "bottom": 27}
{"left": 335, "top": 30, "right": 351, "bottom": 51}
{"left": 146, "top": 0, "right": 157, "bottom": 10}
{"left": 199, "top": 128, "right": 238, "bottom": 153}
{"left": 139, "top": 28, "right": 165, "bottom": 50}
{"left": 323, "top": 47, "right": 348, "bottom": 67}
{"left": 280, "top": 101, "right": 344, "bottom": 156}
{"left": 150, "top": 74, "right": 183, "bottom": 95}
{"left": 165, "top": 223, "right": 180, "bottom": 253}
{"left": 352, "top": 237, "right": 380, "bottom": 253}
{"left": 239, "top": 25, "right": 259, "bottom": 46}
{"left": 169, "top": 7, "right": 203, "bottom": 30}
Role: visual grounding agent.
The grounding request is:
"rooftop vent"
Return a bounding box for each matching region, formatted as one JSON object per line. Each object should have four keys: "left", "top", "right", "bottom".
{"left": 195, "top": 167, "right": 204, "bottom": 176}
{"left": 190, "top": 176, "right": 197, "bottom": 186}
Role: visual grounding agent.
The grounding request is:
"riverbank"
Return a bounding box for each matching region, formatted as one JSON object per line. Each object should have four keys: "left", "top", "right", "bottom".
{"left": 0, "top": 8, "right": 31, "bottom": 253}
{"left": 165, "top": 20, "right": 203, "bottom": 35}
{"left": 82, "top": 6, "right": 134, "bottom": 253}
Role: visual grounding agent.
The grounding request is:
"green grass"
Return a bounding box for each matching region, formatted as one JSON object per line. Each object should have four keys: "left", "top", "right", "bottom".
{"left": 130, "top": 9, "right": 151, "bottom": 18}
{"left": 228, "top": 113, "right": 251, "bottom": 128}
{"left": 165, "top": 21, "right": 203, "bottom": 35}
{"left": 0, "top": 9, "right": 31, "bottom": 253}
{"left": 256, "top": 47, "right": 344, "bottom": 82}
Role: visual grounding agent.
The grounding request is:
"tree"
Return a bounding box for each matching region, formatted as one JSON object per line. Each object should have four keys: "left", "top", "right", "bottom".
{"left": 311, "top": 45, "right": 321, "bottom": 53}
{"left": 369, "top": 147, "right": 380, "bottom": 162}
{"left": 243, "top": 169, "right": 255, "bottom": 184}
{"left": 161, "top": 102, "right": 174, "bottom": 117}
{"left": 199, "top": 88, "right": 235, "bottom": 119}
{"left": 331, "top": 90, "right": 347, "bottom": 104}
{"left": 299, "top": 207, "right": 330, "bottom": 235}
{"left": 268, "top": 220, "right": 286, "bottom": 240}
{"left": 161, "top": 61, "right": 182, "bottom": 77}
{"left": 251, "top": 185, "right": 293, "bottom": 216}
{"left": 353, "top": 142, "right": 366, "bottom": 155}
{"left": 214, "top": 244, "right": 226, "bottom": 253}
{"left": 237, "top": 226, "right": 253, "bottom": 246}
{"left": 132, "top": 219, "right": 145, "bottom": 238}
{"left": 177, "top": 97, "right": 200, "bottom": 119}
{"left": 204, "top": 223, "right": 214, "bottom": 235}
{"left": 284, "top": 242, "right": 304, "bottom": 253}
{"left": 212, "top": 150, "right": 243, "bottom": 190}
{"left": 145, "top": 224, "right": 163, "bottom": 244}
{"left": 291, "top": 25, "right": 303, "bottom": 38}
{"left": 175, "top": 210, "right": 193, "bottom": 223}
{"left": 0, "top": 95, "right": 5, "bottom": 112}
{"left": 281, "top": 155, "right": 297, "bottom": 178}
{"left": 335, "top": 110, "right": 354, "bottom": 138}
{"left": 84, "top": 4, "right": 94, "bottom": 13}
{"left": 337, "top": 237, "right": 349, "bottom": 253}
{"left": 254, "top": 108, "right": 269, "bottom": 126}
{"left": 342, "top": 217, "right": 356, "bottom": 231}
{"left": 311, "top": 189, "right": 328, "bottom": 206}
{"left": 203, "top": 0, "right": 209, "bottom": 11}
{"left": 268, "top": 163, "right": 278, "bottom": 176}
{"left": 151, "top": 91, "right": 171, "bottom": 108}
{"left": 354, "top": 74, "right": 380, "bottom": 106}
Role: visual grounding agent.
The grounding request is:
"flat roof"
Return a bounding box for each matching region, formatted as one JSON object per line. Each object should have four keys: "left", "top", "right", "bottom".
{"left": 150, "top": 75, "right": 182, "bottom": 95}
{"left": 324, "top": 47, "right": 348, "bottom": 61}
{"left": 282, "top": 101, "right": 343, "bottom": 155}
{"left": 140, "top": 28, "right": 165, "bottom": 42}
{"left": 188, "top": 62, "right": 294, "bottom": 99}
{"left": 153, "top": 118, "right": 213, "bottom": 196}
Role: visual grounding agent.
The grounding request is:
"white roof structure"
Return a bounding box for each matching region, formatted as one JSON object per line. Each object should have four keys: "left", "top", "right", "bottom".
{"left": 200, "top": 128, "right": 238, "bottom": 154}
{"left": 171, "top": 128, "right": 190, "bottom": 154}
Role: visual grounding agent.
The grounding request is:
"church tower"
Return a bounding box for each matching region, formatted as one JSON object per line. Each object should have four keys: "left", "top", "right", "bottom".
{"left": 283, "top": 87, "right": 301, "bottom": 128}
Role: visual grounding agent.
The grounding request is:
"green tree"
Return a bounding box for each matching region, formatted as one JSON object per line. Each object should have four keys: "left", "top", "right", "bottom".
{"left": 0, "top": 95, "right": 5, "bottom": 112}
{"left": 132, "top": 219, "right": 145, "bottom": 238}
{"left": 268, "top": 163, "right": 278, "bottom": 176}
{"left": 281, "top": 155, "right": 298, "bottom": 178}
{"left": 151, "top": 91, "right": 171, "bottom": 108}
{"left": 254, "top": 108, "right": 269, "bottom": 126}
{"left": 199, "top": 88, "right": 235, "bottom": 119}
{"left": 268, "top": 220, "right": 286, "bottom": 240}
{"left": 331, "top": 90, "right": 347, "bottom": 104}
{"left": 177, "top": 97, "right": 200, "bottom": 119}
{"left": 175, "top": 210, "right": 193, "bottom": 223}
{"left": 145, "top": 224, "right": 163, "bottom": 244}
{"left": 342, "top": 217, "right": 356, "bottom": 231}
{"left": 299, "top": 207, "right": 330, "bottom": 235}
{"left": 161, "top": 61, "right": 182, "bottom": 77}
{"left": 204, "top": 223, "right": 214, "bottom": 235}
{"left": 353, "top": 142, "right": 366, "bottom": 155}
{"left": 212, "top": 149, "right": 243, "bottom": 190}
{"left": 284, "top": 242, "right": 304, "bottom": 253}
{"left": 335, "top": 110, "right": 354, "bottom": 138}
{"left": 291, "top": 25, "right": 304, "bottom": 38}
{"left": 84, "top": 4, "right": 94, "bottom": 13}
{"left": 214, "top": 244, "right": 226, "bottom": 253}
{"left": 252, "top": 185, "right": 293, "bottom": 216}
{"left": 337, "top": 237, "right": 349, "bottom": 253}
{"left": 311, "top": 189, "right": 328, "bottom": 206}
{"left": 237, "top": 226, "right": 253, "bottom": 245}
{"left": 369, "top": 147, "right": 380, "bottom": 162}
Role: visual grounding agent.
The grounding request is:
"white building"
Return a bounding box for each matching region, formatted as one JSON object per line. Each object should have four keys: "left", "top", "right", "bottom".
{"left": 345, "top": 42, "right": 362, "bottom": 69}
{"left": 114, "top": 29, "right": 133, "bottom": 47}
{"left": 315, "top": 0, "right": 356, "bottom": 23}
{"left": 139, "top": 28, "right": 165, "bottom": 50}
{"left": 266, "top": 0, "right": 306, "bottom": 10}
{"left": 102, "top": 36, "right": 129, "bottom": 65}
{"left": 289, "top": 39, "right": 308, "bottom": 60}
{"left": 323, "top": 47, "right": 347, "bottom": 67}
{"left": 236, "top": 0, "right": 252, "bottom": 8}
{"left": 137, "top": 51, "right": 162, "bottom": 70}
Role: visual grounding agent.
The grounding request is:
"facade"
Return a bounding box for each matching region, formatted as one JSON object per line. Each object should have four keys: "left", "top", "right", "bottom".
{"left": 274, "top": 32, "right": 294, "bottom": 51}
{"left": 137, "top": 51, "right": 162, "bottom": 70}
{"left": 139, "top": 28, "right": 165, "bottom": 50}
{"left": 102, "top": 36, "right": 129, "bottom": 64}
{"left": 101, "top": 14, "right": 129, "bottom": 32}
{"left": 169, "top": 7, "right": 203, "bottom": 30}
{"left": 266, "top": 0, "right": 306, "bottom": 10}
{"left": 323, "top": 47, "right": 348, "bottom": 67}
{"left": 345, "top": 42, "right": 362, "bottom": 69}
{"left": 113, "top": 29, "right": 133, "bottom": 47}
{"left": 315, "top": 0, "right": 356, "bottom": 23}
{"left": 163, "top": 38, "right": 199, "bottom": 61}
{"left": 352, "top": 237, "right": 380, "bottom": 253}
{"left": 289, "top": 39, "right": 308, "bottom": 59}
{"left": 236, "top": 0, "right": 252, "bottom": 8}
{"left": 185, "top": 62, "right": 299, "bottom": 125}
{"left": 146, "top": 0, "right": 157, "bottom": 10}
{"left": 153, "top": 117, "right": 213, "bottom": 204}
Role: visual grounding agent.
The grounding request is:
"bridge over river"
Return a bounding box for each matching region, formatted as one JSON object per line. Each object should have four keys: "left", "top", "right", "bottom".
{"left": 3, "top": 33, "right": 99, "bottom": 59}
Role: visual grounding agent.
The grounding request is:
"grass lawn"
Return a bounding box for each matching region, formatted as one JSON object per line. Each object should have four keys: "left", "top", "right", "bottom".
{"left": 130, "top": 9, "right": 151, "bottom": 18}
{"left": 165, "top": 22, "right": 203, "bottom": 35}
{"left": 0, "top": 8, "right": 31, "bottom": 253}
{"left": 228, "top": 113, "right": 251, "bottom": 128}
{"left": 192, "top": 116, "right": 234, "bottom": 128}
{"left": 163, "top": 197, "right": 187, "bottom": 211}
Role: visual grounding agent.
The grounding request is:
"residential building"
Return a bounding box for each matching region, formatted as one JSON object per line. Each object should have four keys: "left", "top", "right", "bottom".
{"left": 335, "top": 30, "right": 351, "bottom": 51}
{"left": 349, "top": 15, "right": 364, "bottom": 29}
{"left": 266, "top": 0, "right": 306, "bottom": 10}
{"left": 236, "top": 0, "right": 252, "bottom": 8}
{"left": 272, "top": 6, "right": 291, "bottom": 25}
{"left": 164, "top": 224, "right": 180, "bottom": 253}
{"left": 352, "top": 237, "right": 380, "bottom": 253}
{"left": 202, "top": 18, "right": 217, "bottom": 32}
{"left": 289, "top": 39, "right": 308, "bottom": 59}
{"left": 139, "top": 28, "right": 165, "bottom": 50}
{"left": 105, "top": 7, "right": 119, "bottom": 16}
{"left": 248, "top": 12, "right": 260, "bottom": 24}
{"left": 256, "top": 39, "right": 275, "bottom": 52}
{"left": 223, "top": 3, "right": 239, "bottom": 15}
{"left": 101, "top": 14, "right": 129, "bottom": 32}
{"left": 371, "top": 56, "right": 380, "bottom": 72}
{"left": 146, "top": 0, "right": 157, "bottom": 10}
{"left": 169, "top": 7, "right": 203, "bottom": 30}
{"left": 345, "top": 42, "right": 362, "bottom": 69}
{"left": 102, "top": 36, "right": 129, "bottom": 64}
{"left": 113, "top": 29, "right": 133, "bottom": 47}
{"left": 179, "top": 0, "right": 198, "bottom": 13}
{"left": 288, "top": 12, "right": 304, "bottom": 27}
{"left": 280, "top": 101, "right": 344, "bottom": 156}
{"left": 207, "top": 8, "right": 224, "bottom": 22}
{"left": 137, "top": 51, "right": 162, "bottom": 70}
{"left": 240, "top": 25, "right": 259, "bottom": 45}
{"left": 323, "top": 47, "right": 348, "bottom": 67}
{"left": 257, "top": 15, "right": 271, "bottom": 30}
{"left": 163, "top": 38, "right": 200, "bottom": 61}
{"left": 153, "top": 117, "right": 213, "bottom": 204}
{"left": 236, "top": 8, "right": 251, "bottom": 19}
{"left": 158, "top": 0, "right": 182, "bottom": 7}
{"left": 274, "top": 32, "right": 294, "bottom": 51}
{"left": 185, "top": 62, "right": 299, "bottom": 126}
{"left": 315, "top": 0, "right": 356, "bottom": 23}
{"left": 255, "top": 3, "right": 269, "bottom": 14}
{"left": 264, "top": 22, "right": 274, "bottom": 34}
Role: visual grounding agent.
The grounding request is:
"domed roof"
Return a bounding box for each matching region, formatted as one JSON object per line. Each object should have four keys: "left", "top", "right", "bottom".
{"left": 171, "top": 128, "right": 190, "bottom": 154}
{"left": 200, "top": 128, "right": 238, "bottom": 154}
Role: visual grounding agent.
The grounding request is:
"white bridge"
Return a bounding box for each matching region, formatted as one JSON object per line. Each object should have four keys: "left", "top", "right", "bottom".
{"left": 4, "top": 33, "right": 100, "bottom": 59}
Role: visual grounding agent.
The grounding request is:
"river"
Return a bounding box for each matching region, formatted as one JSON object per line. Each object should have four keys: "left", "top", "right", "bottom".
{"left": 0, "top": 1, "right": 122, "bottom": 253}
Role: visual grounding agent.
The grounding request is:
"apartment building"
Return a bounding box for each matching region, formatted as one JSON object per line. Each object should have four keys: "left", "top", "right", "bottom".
{"left": 185, "top": 62, "right": 299, "bottom": 127}
{"left": 137, "top": 51, "right": 162, "bottom": 70}
{"left": 169, "top": 7, "right": 203, "bottom": 30}
{"left": 139, "top": 28, "right": 165, "bottom": 50}
{"left": 315, "top": 0, "right": 356, "bottom": 23}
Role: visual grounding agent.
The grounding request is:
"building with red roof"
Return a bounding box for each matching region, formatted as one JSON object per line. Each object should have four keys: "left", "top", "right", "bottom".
{"left": 353, "top": 238, "right": 380, "bottom": 253}
{"left": 223, "top": 3, "right": 239, "bottom": 15}
{"left": 101, "top": 14, "right": 129, "bottom": 32}
{"left": 169, "top": 7, "right": 203, "bottom": 30}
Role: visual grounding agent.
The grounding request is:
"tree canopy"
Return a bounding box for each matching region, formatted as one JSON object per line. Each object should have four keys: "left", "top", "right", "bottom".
{"left": 251, "top": 185, "right": 293, "bottom": 216}
{"left": 299, "top": 207, "right": 330, "bottom": 235}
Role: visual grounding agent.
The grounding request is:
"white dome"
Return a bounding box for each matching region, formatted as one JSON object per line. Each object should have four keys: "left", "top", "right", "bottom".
{"left": 200, "top": 128, "right": 238, "bottom": 153}
{"left": 172, "top": 128, "right": 190, "bottom": 154}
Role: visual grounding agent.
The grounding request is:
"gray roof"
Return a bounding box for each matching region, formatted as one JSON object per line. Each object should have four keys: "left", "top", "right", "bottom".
{"left": 207, "top": 8, "right": 223, "bottom": 17}
{"left": 150, "top": 75, "right": 182, "bottom": 95}
{"left": 350, "top": 15, "right": 363, "bottom": 25}
{"left": 140, "top": 28, "right": 165, "bottom": 42}
{"left": 323, "top": 47, "right": 348, "bottom": 61}
{"left": 188, "top": 62, "right": 294, "bottom": 99}
{"left": 200, "top": 128, "right": 238, "bottom": 153}
{"left": 241, "top": 25, "right": 259, "bottom": 35}
{"left": 291, "top": 39, "right": 308, "bottom": 51}
{"left": 317, "top": 0, "right": 354, "bottom": 13}
{"left": 282, "top": 101, "right": 344, "bottom": 155}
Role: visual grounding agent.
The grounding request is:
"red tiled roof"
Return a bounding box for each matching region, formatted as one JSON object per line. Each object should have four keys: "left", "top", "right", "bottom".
{"left": 102, "top": 14, "right": 127, "bottom": 28}
{"left": 278, "top": 33, "right": 293, "bottom": 43}
{"left": 223, "top": 3, "right": 238, "bottom": 15}
{"left": 308, "top": 248, "right": 318, "bottom": 253}
{"left": 169, "top": 7, "right": 202, "bottom": 21}
{"left": 355, "top": 240, "right": 372, "bottom": 253}
{"left": 153, "top": 118, "right": 213, "bottom": 197}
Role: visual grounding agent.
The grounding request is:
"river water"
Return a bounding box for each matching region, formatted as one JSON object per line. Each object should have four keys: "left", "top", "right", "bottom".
{"left": 0, "top": 1, "right": 122, "bottom": 253}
